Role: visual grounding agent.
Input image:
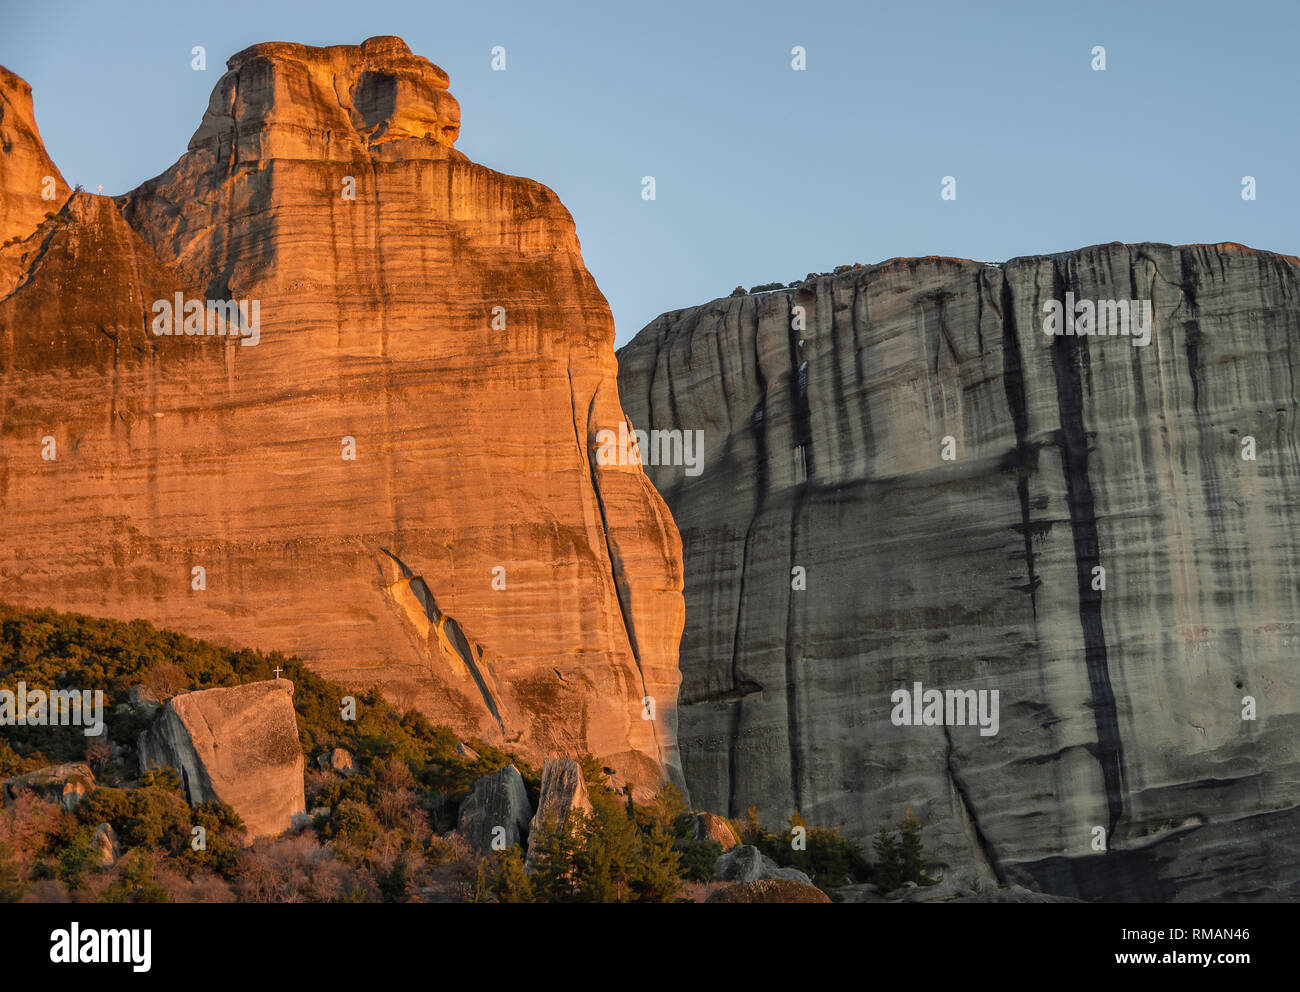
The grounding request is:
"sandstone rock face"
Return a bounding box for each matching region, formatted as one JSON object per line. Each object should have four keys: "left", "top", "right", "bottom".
{"left": 527, "top": 757, "right": 591, "bottom": 855}
{"left": 1, "top": 763, "right": 95, "bottom": 811}
{"left": 705, "top": 878, "right": 830, "bottom": 903}
{"left": 0, "top": 66, "right": 70, "bottom": 296}
{"left": 457, "top": 763, "right": 532, "bottom": 855}
{"left": 138, "top": 679, "right": 305, "bottom": 838}
{"left": 690, "top": 811, "right": 737, "bottom": 850}
{"left": 0, "top": 40, "right": 684, "bottom": 799}
{"left": 618, "top": 244, "right": 1300, "bottom": 901}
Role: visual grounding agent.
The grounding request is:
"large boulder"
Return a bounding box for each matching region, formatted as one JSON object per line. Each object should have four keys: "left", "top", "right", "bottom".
{"left": 690, "top": 811, "right": 738, "bottom": 851}
{"left": 316, "top": 748, "right": 354, "bottom": 777}
{"left": 706, "top": 879, "right": 831, "bottom": 903}
{"left": 714, "top": 844, "right": 811, "bottom": 885}
{"left": 92, "top": 823, "right": 120, "bottom": 866}
{"left": 457, "top": 764, "right": 532, "bottom": 855}
{"left": 138, "top": 679, "right": 305, "bottom": 839}
{"left": 526, "top": 758, "right": 592, "bottom": 857}
{"left": 1, "top": 762, "right": 95, "bottom": 811}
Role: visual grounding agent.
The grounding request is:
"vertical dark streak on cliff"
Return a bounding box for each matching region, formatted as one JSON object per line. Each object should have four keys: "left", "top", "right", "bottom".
{"left": 713, "top": 310, "right": 732, "bottom": 428}
{"left": 581, "top": 384, "right": 665, "bottom": 770}
{"left": 641, "top": 324, "right": 663, "bottom": 459}
{"left": 1177, "top": 248, "right": 1203, "bottom": 415}
{"left": 726, "top": 296, "right": 767, "bottom": 817}
{"left": 784, "top": 290, "right": 814, "bottom": 811}
{"left": 851, "top": 278, "right": 866, "bottom": 391}
{"left": 1048, "top": 260, "right": 1126, "bottom": 841}
{"left": 664, "top": 315, "right": 685, "bottom": 442}
{"left": 998, "top": 271, "right": 1039, "bottom": 619}
{"left": 828, "top": 282, "right": 849, "bottom": 471}
{"left": 943, "top": 724, "right": 1005, "bottom": 883}
{"left": 1176, "top": 248, "right": 1248, "bottom": 693}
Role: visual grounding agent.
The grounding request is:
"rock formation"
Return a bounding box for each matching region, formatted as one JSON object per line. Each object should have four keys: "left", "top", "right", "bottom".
{"left": 137, "top": 679, "right": 305, "bottom": 838}
{"left": 1, "top": 762, "right": 95, "bottom": 811}
{"left": 527, "top": 757, "right": 591, "bottom": 857}
{"left": 706, "top": 878, "right": 831, "bottom": 903}
{"left": 92, "top": 822, "right": 120, "bottom": 866}
{"left": 457, "top": 763, "right": 532, "bottom": 855}
{"left": 617, "top": 244, "right": 1300, "bottom": 900}
{"left": 0, "top": 66, "right": 70, "bottom": 296}
{"left": 690, "top": 810, "right": 737, "bottom": 850}
{"left": 714, "top": 844, "right": 811, "bottom": 885}
{"left": 0, "top": 38, "right": 684, "bottom": 799}
{"left": 317, "top": 748, "right": 355, "bottom": 777}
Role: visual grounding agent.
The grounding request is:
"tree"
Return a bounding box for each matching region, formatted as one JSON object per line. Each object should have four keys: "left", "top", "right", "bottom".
{"left": 872, "top": 826, "right": 904, "bottom": 891}
{"left": 572, "top": 803, "right": 638, "bottom": 902}
{"left": 0, "top": 843, "right": 24, "bottom": 902}
{"left": 379, "top": 853, "right": 412, "bottom": 903}
{"left": 629, "top": 820, "right": 681, "bottom": 902}
{"left": 678, "top": 839, "right": 722, "bottom": 882}
{"left": 650, "top": 783, "right": 688, "bottom": 835}
{"left": 898, "top": 809, "right": 933, "bottom": 885}
{"left": 529, "top": 809, "right": 578, "bottom": 902}
{"left": 487, "top": 847, "right": 533, "bottom": 903}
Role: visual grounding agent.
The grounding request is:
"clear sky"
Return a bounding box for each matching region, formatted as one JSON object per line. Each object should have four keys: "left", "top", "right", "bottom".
{"left": 3, "top": 0, "right": 1296, "bottom": 345}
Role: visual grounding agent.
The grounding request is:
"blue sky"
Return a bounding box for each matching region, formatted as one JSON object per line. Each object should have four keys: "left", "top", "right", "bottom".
{"left": 3, "top": 0, "right": 1295, "bottom": 345}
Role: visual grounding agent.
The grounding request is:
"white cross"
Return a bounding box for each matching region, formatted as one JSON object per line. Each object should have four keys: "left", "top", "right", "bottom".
{"left": 96, "top": 185, "right": 103, "bottom": 193}
{"left": 273, "top": 666, "right": 283, "bottom": 679}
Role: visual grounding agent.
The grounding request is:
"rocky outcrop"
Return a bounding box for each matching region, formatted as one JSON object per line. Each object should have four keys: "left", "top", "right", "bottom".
{"left": 457, "top": 763, "right": 532, "bottom": 855}
{"left": 527, "top": 758, "right": 592, "bottom": 856}
{"left": 92, "top": 823, "right": 120, "bottom": 866}
{"left": 0, "top": 66, "right": 70, "bottom": 296}
{"left": 316, "top": 748, "right": 355, "bottom": 777}
{"left": 618, "top": 244, "right": 1300, "bottom": 901}
{"left": 690, "top": 811, "right": 737, "bottom": 850}
{"left": 835, "top": 878, "right": 1079, "bottom": 903}
{"left": 137, "top": 679, "right": 305, "bottom": 838}
{"left": 706, "top": 878, "right": 830, "bottom": 903}
{"left": 1, "top": 763, "right": 95, "bottom": 811}
{"left": 714, "top": 844, "right": 811, "bottom": 885}
{"left": 0, "top": 39, "right": 685, "bottom": 799}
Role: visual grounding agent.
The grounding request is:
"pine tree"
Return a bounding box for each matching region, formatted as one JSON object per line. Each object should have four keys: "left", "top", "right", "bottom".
{"left": 651, "top": 782, "right": 688, "bottom": 835}
{"left": 529, "top": 809, "right": 578, "bottom": 902}
{"left": 630, "top": 821, "right": 682, "bottom": 902}
{"left": 489, "top": 847, "right": 534, "bottom": 903}
{"left": 872, "top": 826, "right": 903, "bottom": 891}
{"left": 573, "top": 802, "right": 638, "bottom": 902}
{"left": 898, "top": 810, "right": 931, "bottom": 885}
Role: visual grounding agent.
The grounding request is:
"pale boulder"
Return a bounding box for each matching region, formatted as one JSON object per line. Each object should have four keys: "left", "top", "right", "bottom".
{"left": 138, "top": 679, "right": 306, "bottom": 839}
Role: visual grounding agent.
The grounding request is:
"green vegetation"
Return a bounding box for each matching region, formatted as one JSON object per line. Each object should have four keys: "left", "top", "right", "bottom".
{"left": 731, "top": 805, "right": 871, "bottom": 890}
{"left": 871, "top": 809, "right": 937, "bottom": 890}
{"left": 0, "top": 602, "right": 926, "bottom": 902}
{"left": 0, "top": 603, "right": 534, "bottom": 901}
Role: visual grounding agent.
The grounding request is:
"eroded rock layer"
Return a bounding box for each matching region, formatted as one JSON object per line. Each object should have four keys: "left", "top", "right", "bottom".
{"left": 617, "top": 244, "right": 1300, "bottom": 899}
{"left": 0, "top": 39, "right": 684, "bottom": 798}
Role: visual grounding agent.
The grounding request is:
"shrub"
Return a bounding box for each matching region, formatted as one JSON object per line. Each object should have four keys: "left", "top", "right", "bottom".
{"left": 677, "top": 838, "right": 722, "bottom": 882}
{"left": 483, "top": 846, "right": 533, "bottom": 903}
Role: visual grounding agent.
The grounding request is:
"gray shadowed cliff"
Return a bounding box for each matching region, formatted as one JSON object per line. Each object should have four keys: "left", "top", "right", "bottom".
{"left": 616, "top": 242, "right": 1300, "bottom": 901}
